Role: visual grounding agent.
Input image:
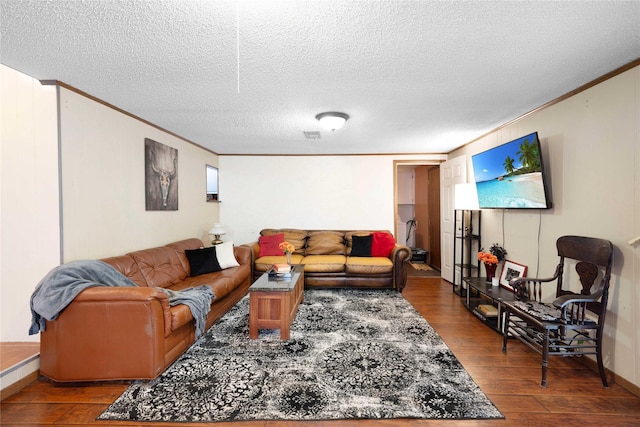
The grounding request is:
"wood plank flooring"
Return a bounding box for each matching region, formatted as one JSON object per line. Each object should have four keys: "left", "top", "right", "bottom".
{"left": 2, "top": 276, "right": 640, "bottom": 426}
{"left": 1, "top": 342, "right": 39, "bottom": 372}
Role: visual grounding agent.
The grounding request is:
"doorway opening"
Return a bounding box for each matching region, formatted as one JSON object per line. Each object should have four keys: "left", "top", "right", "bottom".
{"left": 394, "top": 160, "right": 442, "bottom": 275}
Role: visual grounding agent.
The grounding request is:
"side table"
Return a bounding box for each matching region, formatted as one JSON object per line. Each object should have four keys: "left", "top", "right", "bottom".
{"left": 248, "top": 265, "right": 304, "bottom": 340}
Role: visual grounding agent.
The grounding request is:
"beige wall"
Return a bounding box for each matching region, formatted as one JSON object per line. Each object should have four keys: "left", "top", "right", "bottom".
{"left": 59, "top": 88, "right": 220, "bottom": 260}
{"left": 1, "top": 65, "right": 60, "bottom": 343}
{"left": 0, "top": 66, "right": 221, "bottom": 347}
{"left": 449, "top": 65, "right": 640, "bottom": 389}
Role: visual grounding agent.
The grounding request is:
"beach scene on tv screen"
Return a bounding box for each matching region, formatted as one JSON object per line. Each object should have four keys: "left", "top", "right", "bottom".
{"left": 472, "top": 133, "right": 548, "bottom": 208}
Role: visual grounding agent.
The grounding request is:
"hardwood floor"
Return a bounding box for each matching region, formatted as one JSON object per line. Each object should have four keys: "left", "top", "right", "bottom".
{"left": 2, "top": 277, "right": 640, "bottom": 426}
{"left": 1, "top": 343, "right": 39, "bottom": 372}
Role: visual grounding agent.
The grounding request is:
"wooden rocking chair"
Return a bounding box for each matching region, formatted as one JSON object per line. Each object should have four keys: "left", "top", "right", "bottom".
{"left": 501, "top": 235, "right": 614, "bottom": 387}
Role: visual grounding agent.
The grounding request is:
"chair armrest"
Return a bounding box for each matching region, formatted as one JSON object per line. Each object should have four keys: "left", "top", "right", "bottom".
{"left": 510, "top": 264, "right": 562, "bottom": 301}
{"left": 509, "top": 275, "right": 557, "bottom": 288}
{"left": 553, "top": 291, "right": 602, "bottom": 309}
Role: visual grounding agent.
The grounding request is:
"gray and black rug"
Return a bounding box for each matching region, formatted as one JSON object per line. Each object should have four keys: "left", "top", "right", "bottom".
{"left": 98, "top": 289, "right": 503, "bottom": 422}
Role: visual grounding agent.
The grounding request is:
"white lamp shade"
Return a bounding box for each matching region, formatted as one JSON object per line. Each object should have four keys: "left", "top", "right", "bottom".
{"left": 454, "top": 183, "right": 479, "bottom": 210}
{"left": 208, "top": 224, "right": 226, "bottom": 236}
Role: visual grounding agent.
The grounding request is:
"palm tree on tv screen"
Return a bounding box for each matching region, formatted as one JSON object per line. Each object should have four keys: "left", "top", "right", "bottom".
{"left": 503, "top": 156, "right": 515, "bottom": 175}
{"left": 516, "top": 138, "right": 541, "bottom": 173}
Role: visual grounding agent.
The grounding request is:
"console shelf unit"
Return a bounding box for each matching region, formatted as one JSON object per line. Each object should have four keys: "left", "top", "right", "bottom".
{"left": 463, "top": 277, "right": 516, "bottom": 333}
{"left": 452, "top": 209, "right": 481, "bottom": 296}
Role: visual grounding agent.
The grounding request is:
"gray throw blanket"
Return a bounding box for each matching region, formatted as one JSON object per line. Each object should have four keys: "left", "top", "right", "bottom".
{"left": 29, "top": 260, "right": 215, "bottom": 337}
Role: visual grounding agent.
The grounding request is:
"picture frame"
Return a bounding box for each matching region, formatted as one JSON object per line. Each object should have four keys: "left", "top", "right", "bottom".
{"left": 500, "top": 260, "right": 528, "bottom": 291}
{"left": 145, "top": 138, "right": 178, "bottom": 211}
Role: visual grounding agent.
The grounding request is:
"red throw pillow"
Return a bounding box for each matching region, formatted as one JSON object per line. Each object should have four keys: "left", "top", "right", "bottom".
{"left": 258, "top": 233, "right": 285, "bottom": 257}
{"left": 371, "top": 232, "right": 396, "bottom": 257}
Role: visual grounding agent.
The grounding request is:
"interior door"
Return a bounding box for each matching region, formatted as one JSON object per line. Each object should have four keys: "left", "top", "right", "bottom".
{"left": 440, "top": 155, "right": 466, "bottom": 283}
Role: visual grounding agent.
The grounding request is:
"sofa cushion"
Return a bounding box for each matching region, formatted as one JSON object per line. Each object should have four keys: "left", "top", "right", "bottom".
{"left": 306, "top": 231, "right": 346, "bottom": 255}
{"left": 346, "top": 256, "right": 393, "bottom": 274}
{"left": 254, "top": 254, "right": 304, "bottom": 273}
{"left": 102, "top": 254, "right": 149, "bottom": 286}
{"left": 258, "top": 233, "right": 285, "bottom": 257}
{"left": 185, "top": 247, "right": 221, "bottom": 276}
{"left": 173, "top": 272, "right": 238, "bottom": 300}
{"left": 261, "top": 229, "right": 307, "bottom": 254}
{"left": 351, "top": 234, "right": 373, "bottom": 257}
{"left": 301, "top": 255, "right": 346, "bottom": 273}
{"left": 129, "top": 246, "right": 187, "bottom": 288}
{"left": 166, "top": 238, "right": 208, "bottom": 273}
{"left": 371, "top": 232, "right": 396, "bottom": 257}
{"left": 215, "top": 241, "right": 240, "bottom": 269}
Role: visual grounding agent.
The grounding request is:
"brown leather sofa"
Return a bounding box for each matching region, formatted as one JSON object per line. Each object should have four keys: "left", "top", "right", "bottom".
{"left": 245, "top": 229, "right": 412, "bottom": 291}
{"left": 39, "top": 238, "right": 252, "bottom": 382}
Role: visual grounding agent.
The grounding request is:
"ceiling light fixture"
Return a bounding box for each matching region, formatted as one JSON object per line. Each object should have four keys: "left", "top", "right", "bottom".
{"left": 316, "top": 111, "right": 349, "bottom": 131}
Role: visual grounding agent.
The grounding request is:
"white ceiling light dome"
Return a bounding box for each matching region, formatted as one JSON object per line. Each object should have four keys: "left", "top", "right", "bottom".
{"left": 316, "top": 112, "right": 349, "bottom": 131}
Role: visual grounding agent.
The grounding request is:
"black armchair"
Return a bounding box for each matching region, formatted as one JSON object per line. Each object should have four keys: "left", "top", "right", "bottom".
{"left": 501, "top": 235, "right": 614, "bottom": 387}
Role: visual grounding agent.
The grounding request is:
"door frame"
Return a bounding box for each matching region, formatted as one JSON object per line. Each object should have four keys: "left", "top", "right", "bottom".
{"left": 393, "top": 159, "right": 444, "bottom": 256}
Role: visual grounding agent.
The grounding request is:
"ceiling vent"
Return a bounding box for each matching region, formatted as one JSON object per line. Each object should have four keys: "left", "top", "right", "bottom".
{"left": 304, "top": 131, "right": 321, "bottom": 140}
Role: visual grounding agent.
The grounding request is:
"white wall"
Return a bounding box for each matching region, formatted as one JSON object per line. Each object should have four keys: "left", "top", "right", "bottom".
{"left": 449, "top": 65, "right": 640, "bottom": 389}
{"left": 1, "top": 65, "right": 60, "bottom": 342}
{"left": 59, "top": 88, "right": 220, "bottom": 260}
{"left": 219, "top": 155, "right": 445, "bottom": 246}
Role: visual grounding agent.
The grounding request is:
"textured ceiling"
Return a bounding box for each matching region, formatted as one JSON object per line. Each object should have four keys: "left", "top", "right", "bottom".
{"left": 1, "top": 1, "right": 639, "bottom": 155}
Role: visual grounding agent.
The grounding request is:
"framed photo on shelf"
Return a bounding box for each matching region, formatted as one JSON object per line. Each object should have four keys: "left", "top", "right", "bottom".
{"left": 500, "top": 260, "right": 528, "bottom": 291}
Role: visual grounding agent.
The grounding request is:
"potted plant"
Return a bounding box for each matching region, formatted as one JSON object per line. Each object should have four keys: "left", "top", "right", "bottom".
{"left": 478, "top": 244, "right": 507, "bottom": 283}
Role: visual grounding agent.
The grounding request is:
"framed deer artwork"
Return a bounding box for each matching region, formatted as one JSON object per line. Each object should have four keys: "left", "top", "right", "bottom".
{"left": 145, "top": 138, "right": 178, "bottom": 210}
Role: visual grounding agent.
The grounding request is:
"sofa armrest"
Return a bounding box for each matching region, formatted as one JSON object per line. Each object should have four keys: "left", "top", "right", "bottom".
{"left": 242, "top": 242, "right": 260, "bottom": 258}
{"left": 73, "top": 286, "right": 172, "bottom": 337}
{"left": 233, "top": 245, "right": 252, "bottom": 265}
{"left": 234, "top": 244, "right": 253, "bottom": 279}
{"left": 391, "top": 244, "right": 412, "bottom": 291}
{"left": 40, "top": 286, "right": 171, "bottom": 382}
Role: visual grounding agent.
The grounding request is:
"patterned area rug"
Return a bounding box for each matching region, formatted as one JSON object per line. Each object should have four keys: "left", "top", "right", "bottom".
{"left": 98, "top": 289, "right": 503, "bottom": 422}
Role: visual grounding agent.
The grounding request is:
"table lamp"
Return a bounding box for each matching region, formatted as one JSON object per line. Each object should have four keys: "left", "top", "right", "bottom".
{"left": 209, "top": 224, "right": 226, "bottom": 245}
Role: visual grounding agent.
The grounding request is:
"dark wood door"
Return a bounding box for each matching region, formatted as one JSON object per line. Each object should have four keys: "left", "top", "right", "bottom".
{"left": 413, "top": 165, "right": 441, "bottom": 269}
{"left": 428, "top": 166, "right": 441, "bottom": 269}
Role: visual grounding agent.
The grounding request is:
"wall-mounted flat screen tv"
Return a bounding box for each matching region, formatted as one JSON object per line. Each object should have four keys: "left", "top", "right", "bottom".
{"left": 471, "top": 132, "right": 552, "bottom": 209}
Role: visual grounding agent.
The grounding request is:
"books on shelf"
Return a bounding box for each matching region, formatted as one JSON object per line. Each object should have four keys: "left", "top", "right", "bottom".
{"left": 477, "top": 304, "right": 498, "bottom": 317}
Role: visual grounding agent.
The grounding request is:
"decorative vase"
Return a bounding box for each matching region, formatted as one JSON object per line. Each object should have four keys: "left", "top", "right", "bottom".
{"left": 286, "top": 252, "right": 291, "bottom": 265}
{"left": 484, "top": 263, "right": 497, "bottom": 283}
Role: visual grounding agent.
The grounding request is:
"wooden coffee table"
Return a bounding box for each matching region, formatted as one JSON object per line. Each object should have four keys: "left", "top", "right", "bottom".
{"left": 249, "top": 265, "right": 304, "bottom": 340}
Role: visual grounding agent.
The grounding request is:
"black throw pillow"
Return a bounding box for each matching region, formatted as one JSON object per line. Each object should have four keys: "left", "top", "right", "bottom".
{"left": 185, "top": 247, "right": 222, "bottom": 276}
{"left": 351, "top": 234, "right": 372, "bottom": 257}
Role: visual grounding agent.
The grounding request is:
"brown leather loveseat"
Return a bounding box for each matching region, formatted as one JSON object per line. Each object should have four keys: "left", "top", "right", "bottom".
{"left": 245, "top": 229, "right": 412, "bottom": 291}
{"left": 38, "top": 238, "right": 251, "bottom": 382}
